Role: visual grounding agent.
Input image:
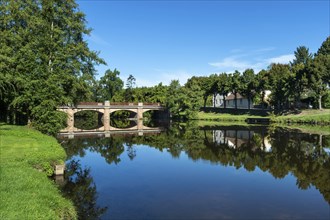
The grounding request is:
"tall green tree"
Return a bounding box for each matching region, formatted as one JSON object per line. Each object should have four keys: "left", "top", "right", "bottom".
{"left": 306, "top": 37, "right": 330, "bottom": 109}
{"left": 0, "top": 0, "right": 105, "bottom": 134}
{"left": 124, "top": 74, "right": 136, "bottom": 102}
{"left": 240, "top": 69, "right": 257, "bottom": 109}
{"left": 230, "top": 71, "right": 241, "bottom": 109}
{"left": 256, "top": 69, "right": 270, "bottom": 109}
{"left": 97, "top": 69, "right": 123, "bottom": 102}
{"left": 186, "top": 76, "right": 212, "bottom": 108}
{"left": 182, "top": 79, "right": 203, "bottom": 119}
{"left": 291, "top": 46, "right": 313, "bottom": 66}
{"left": 165, "top": 80, "right": 182, "bottom": 117}
{"left": 216, "top": 73, "right": 231, "bottom": 109}
{"left": 268, "top": 64, "right": 292, "bottom": 110}
{"left": 291, "top": 46, "right": 311, "bottom": 108}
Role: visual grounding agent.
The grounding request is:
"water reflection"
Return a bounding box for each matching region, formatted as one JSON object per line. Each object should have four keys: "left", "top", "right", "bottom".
{"left": 62, "top": 160, "right": 107, "bottom": 219}
{"left": 58, "top": 122, "right": 330, "bottom": 219}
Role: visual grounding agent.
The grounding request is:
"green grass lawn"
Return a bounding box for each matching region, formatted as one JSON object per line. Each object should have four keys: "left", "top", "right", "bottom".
{"left": 197, "top": 111, "right": 268, "bottom": 122}
{"left": 0, "top": 125, "right": 77, "bottom": 220}
{"left": 197, "top": 109, "right": 330, "bottom": 125}
{"left": 273, "top": 109, "right": 330, "bottom": 124}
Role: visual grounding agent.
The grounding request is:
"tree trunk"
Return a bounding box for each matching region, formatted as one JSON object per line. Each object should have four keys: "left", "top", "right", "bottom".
{"left": 318, "top": 94, "right": 322, "bottom": 110}
{"left": 223, "top": 95, "right": 226, "bottom": 109}
{"left": 261, "top": 91, "right": 265, "bottom": 110}
{"left": 204, "top": 96, "right": 207, "bottom": 108}
{"left": 213, "top": 93, "right": 216, "bottom": 108}
{"left": 319, "top": 134, "right": 323, "bottom": 147}
{"left": 248, "top": 94, "right": 251, "bottom": 110}
{"left": 234, "top": 92, "right": 237, "bottom": 109}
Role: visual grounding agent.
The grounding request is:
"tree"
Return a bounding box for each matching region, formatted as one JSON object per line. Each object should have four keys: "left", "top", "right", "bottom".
{"left": 268, "top": 64, "right": 292, "bottom": 110}
{"left": 0, "top": 0, "right": 105, "bottom": 134}
{"left": 124, "top": 74, "right": 136, "bottom": 102}
{"left": 291, "top": 46, "right": 313, "bottom": 66}
{"left": 185, "top": 76, "right": 212, "bottom": 108}
{"left": 97, "top": 69, "right": 123, "bottom": 102}
{"left": 240, "top": 69, "right": 257, "bottom": 109}
{"left": 256, "top": 69, "right": 270, "bottom": 109}
{"left": 316, "top": 36, "right": 330, "bottom": 56}
{"left": 230, "top": 71, "right": 242, "bottom": 109}
{"left": 182, "top": 79, "right": 203, "bottom": 119}
{"left": 216, "top": 73, "right": 231, "bottom": 109}
{"left": 165, "top": 80, "right": 182, "bottom": 117}
{"left": 307, "top": 55, "right": 330, "bottom": 109}
{"left": 290, "top": 46, "right": 312, "bottom": 109}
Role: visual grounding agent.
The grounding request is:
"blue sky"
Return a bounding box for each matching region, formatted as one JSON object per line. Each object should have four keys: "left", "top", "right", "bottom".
{"left": 77, "top": 0, "right": 329, "bottom": 87}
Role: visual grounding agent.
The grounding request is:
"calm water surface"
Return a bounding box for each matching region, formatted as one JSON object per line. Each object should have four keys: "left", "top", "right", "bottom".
{"left": 58, "top": 123, "right": 330, "bottom": 220}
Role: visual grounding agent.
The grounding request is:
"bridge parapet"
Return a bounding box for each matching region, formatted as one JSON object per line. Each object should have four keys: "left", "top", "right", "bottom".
{"left": 57, "top": 101, "right": 164, "bottom": 109}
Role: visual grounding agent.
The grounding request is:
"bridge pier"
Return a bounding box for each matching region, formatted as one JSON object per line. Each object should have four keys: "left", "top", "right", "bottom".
{"left": 66, "top": 108, "right": 74, "bottom": 132}
{"left": 137, "top": 103, "right": 143, "bottom": 119}
{"left": 104, "top": 101, "right": 110, "bottom": 131}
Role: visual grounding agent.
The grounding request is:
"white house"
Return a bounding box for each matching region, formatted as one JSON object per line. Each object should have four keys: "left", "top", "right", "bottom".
{"left": 212, "top": 92, "right": 253, "bottom": 109}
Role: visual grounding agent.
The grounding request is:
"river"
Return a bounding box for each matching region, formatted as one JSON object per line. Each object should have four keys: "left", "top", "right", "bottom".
{"left": 57, "top": 122, "right": 330, "bottom": 219}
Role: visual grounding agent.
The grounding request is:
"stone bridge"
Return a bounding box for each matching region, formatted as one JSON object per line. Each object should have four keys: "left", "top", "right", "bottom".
{"left": 57, "top": 101, "right": 167, "bottom": 133}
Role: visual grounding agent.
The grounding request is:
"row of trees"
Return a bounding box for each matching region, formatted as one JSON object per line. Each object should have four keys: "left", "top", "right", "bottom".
{"left": 94, "top": 37, "right": 330, "bottom": 117}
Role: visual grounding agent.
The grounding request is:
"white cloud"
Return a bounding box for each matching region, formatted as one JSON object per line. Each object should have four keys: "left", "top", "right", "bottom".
{"left": 88, "top": 33, "right": 111, "bottom": 47}
{"left": 209, "top": 58, "right": 252, "bottom": 70}
{"left": 209, "top": 52, "right": 294, "bottom": 74}
{"left": 209, "top": 57, "right": 264, "bottom": 73}
{"left": 254, "top": 47, "right": 276, "bottom": 53}
{"left": 266, "top": 54, "right": 294, "bottom": 64}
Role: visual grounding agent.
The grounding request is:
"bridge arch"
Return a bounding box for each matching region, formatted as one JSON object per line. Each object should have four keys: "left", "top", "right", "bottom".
{"left": 74, "top": 110, "right": 104, "bottom": 130}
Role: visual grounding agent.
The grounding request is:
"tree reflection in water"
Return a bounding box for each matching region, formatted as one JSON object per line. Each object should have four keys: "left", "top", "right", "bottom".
{"left": 59, "top": 122, "right": 330, "bottom": 208}
{"left": 62, "top": 160, "right": 107, "bottom": 220}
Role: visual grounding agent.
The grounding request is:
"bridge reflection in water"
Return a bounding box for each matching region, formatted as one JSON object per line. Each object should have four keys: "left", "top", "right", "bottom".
{"left": 58, "top": 127, "right": 165, "bottom": 139}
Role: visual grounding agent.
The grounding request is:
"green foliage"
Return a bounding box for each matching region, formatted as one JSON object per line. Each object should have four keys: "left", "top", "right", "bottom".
{"left": 0, "top": 0, "right": 105, "bottom": 134}
{"left": 74, "top": 110, "right": 101, "bottom": 130}
{"left": 96, "top": 69, "right": 123, "bottom": 102}
{"left": 30, "top": 101, "right": 67, "bottom": 135}
{"left": 291, "top": 46, "right": 313, "bottom": 66}
{"left": 240, "top": 69, "right": 257, "bottom": 109}
{"left": 41, "top": 161, "right": 54, "bottom": 176}
{"left": 125, "top": 74, "right": 136, "bottom": 102}
{"left": 316, "top": 36, "right": 330, "bottom": 56}
{"left": 268, "top": 64, "right": 292, "bottom": 109}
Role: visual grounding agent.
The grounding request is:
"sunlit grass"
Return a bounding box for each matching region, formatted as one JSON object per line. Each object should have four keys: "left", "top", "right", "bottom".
{"left": 197, "top": 109, "right": 330, "bottom": 125}
{"left": 273, "top": 109, "right": 330, "bottom": 124}
{"left": 197, "top": 111, "right": 268, "bottom": 121}
{"left": 0, "top": 125, "right": 77, "bottom": 219}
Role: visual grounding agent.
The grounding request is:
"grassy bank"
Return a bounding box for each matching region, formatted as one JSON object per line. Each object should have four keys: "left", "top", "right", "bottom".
{"left": 197, "top": 111, "right": 267, "bottom": 122}
{"left": 197, "top": 109, "right": 330, "bottom": 125}
{"left": 0, "top": 125, "right": 77, "bottom": 219}
{"left": 272, "top": 109, "right": 330, "bottom": 125}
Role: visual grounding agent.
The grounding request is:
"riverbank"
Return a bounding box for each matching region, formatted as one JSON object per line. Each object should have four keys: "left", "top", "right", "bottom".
{"left": 197, "top": 109, "right": 330, "bottom": 125}
{"left": 0, "top": 125, "right": 77, "bottom": 219}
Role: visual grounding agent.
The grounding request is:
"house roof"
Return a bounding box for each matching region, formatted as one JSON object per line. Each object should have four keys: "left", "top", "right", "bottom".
{"left": 226, "top": 93, "right": 244, "bottom": 100}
